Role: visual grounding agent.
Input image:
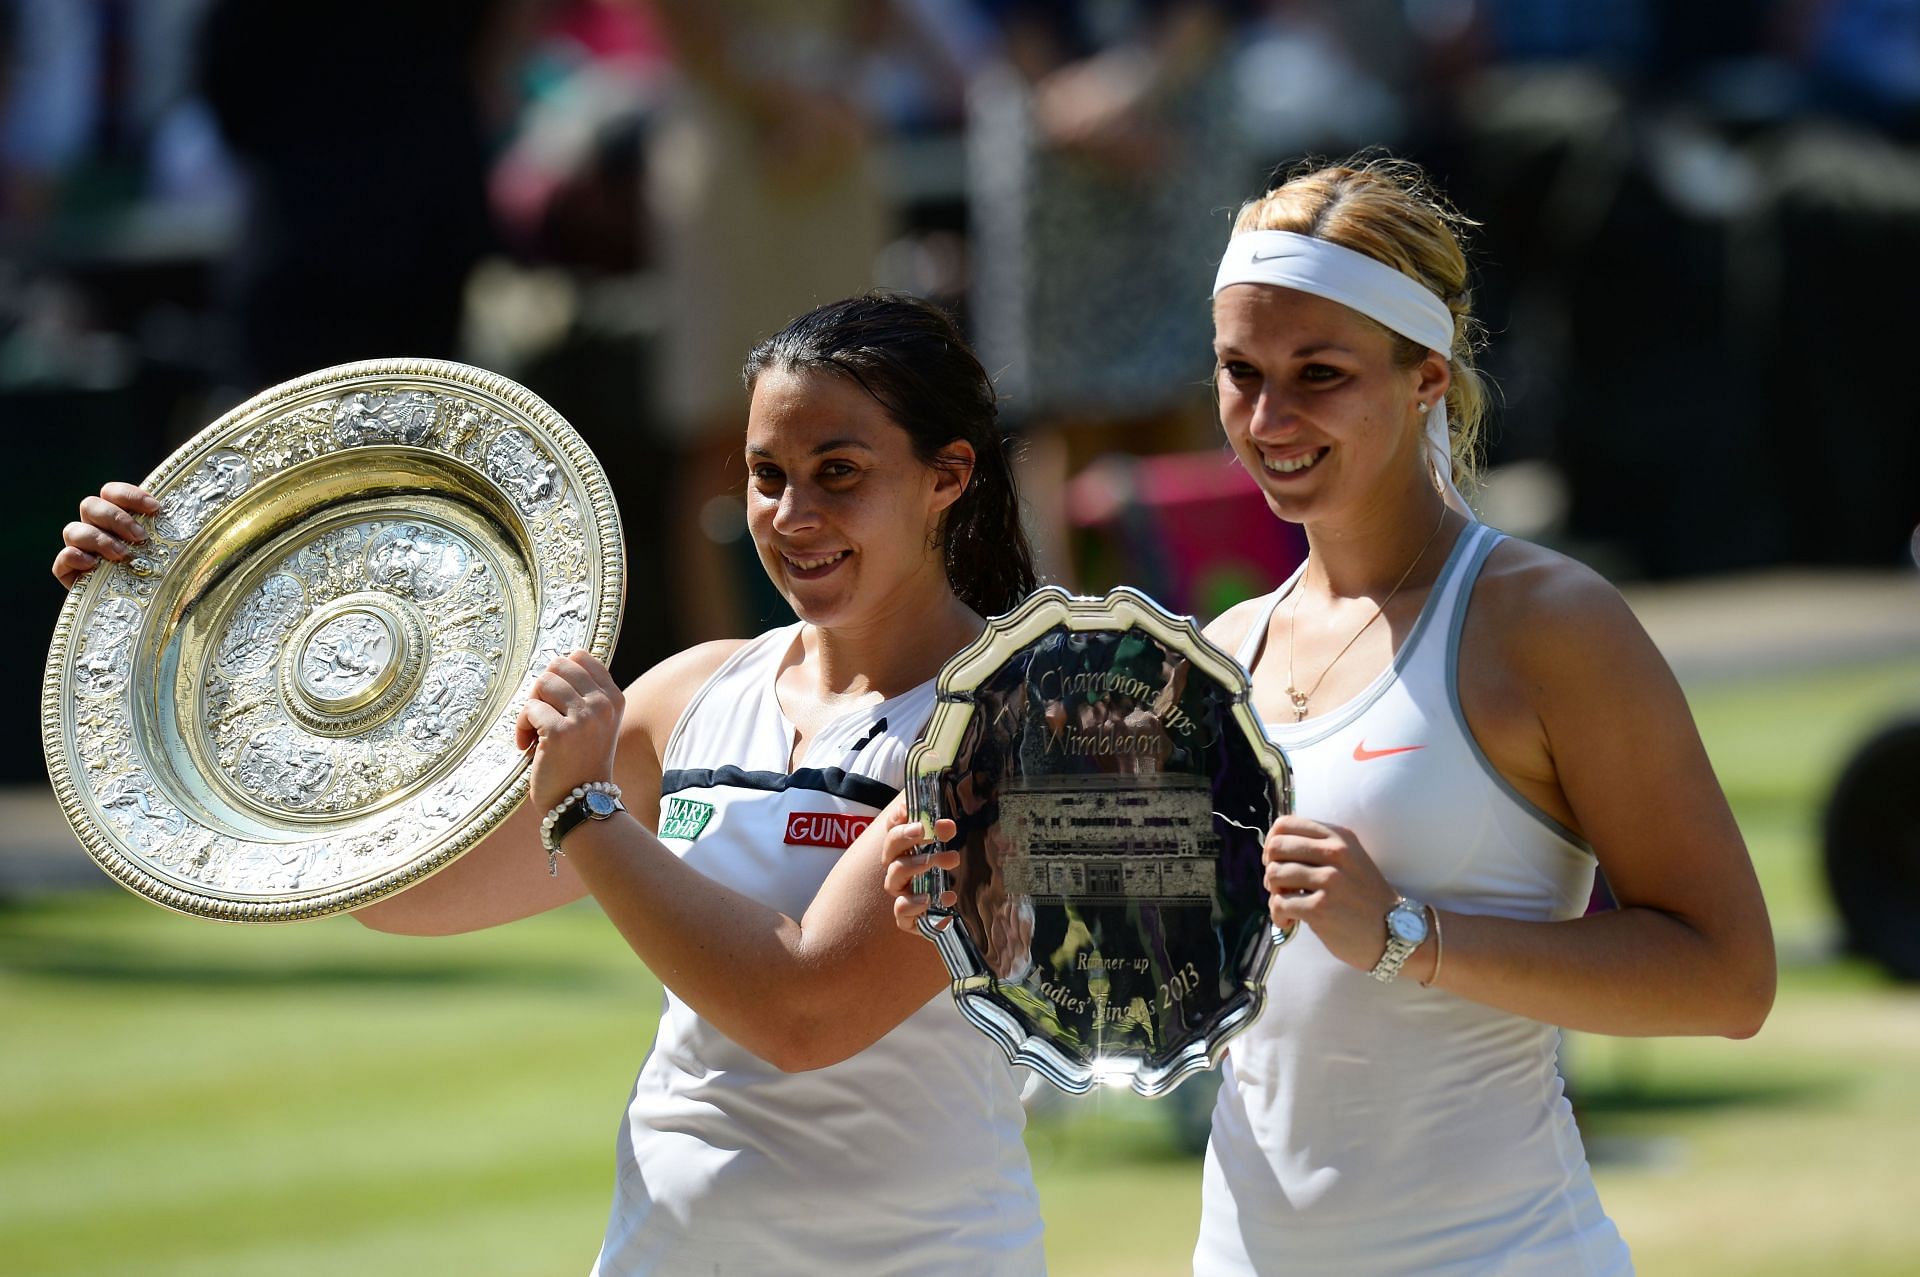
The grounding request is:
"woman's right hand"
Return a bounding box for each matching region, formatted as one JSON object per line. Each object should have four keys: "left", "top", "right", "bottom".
{"left": 881, "top": 811, "right": 960, "bottom": 934}
{"left": 53, "top": 483, "right": 160, "bottom": 589}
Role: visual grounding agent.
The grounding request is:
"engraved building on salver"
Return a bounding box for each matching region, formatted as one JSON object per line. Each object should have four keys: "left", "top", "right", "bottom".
{"left": 998, "top": 774, "right": 1218, "bottom": 903}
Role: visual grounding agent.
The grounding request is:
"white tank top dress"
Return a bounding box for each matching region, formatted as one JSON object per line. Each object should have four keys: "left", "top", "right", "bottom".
{"left": 1193, "top": 523, "right": 1632, "bottom": 1276}
{"left": 591, "top": 623, "right": 1045, "bottom": 1276}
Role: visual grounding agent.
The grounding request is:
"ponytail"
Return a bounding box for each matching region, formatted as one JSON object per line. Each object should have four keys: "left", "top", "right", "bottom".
{"left": 939, "top": 430, "right": 1035, "bottom": 618}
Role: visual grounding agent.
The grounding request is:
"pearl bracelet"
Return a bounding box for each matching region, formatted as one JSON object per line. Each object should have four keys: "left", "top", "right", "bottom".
{"left": 540, "top": 781, "right": 623, "bottom": 876}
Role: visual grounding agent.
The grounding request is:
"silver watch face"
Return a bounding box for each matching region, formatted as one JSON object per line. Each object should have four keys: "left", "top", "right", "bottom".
{"left": 1388, "top": 903, "right": 1428, "bottom": 945}
{"left": 584, "top": 789, "right": 620, "bottom": 818}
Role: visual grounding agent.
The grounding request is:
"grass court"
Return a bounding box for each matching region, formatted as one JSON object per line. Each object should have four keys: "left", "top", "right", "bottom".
{"left": 4, "top": 657, "right": 1918, "bottom": 1275}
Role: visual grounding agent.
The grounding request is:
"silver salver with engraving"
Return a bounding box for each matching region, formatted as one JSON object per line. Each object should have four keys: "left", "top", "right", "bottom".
{"left": 41, "top": 359, "right": 623, "bottom": 921}
{"left": 908, "top": 587, "right": 1293, "bottom": 1098}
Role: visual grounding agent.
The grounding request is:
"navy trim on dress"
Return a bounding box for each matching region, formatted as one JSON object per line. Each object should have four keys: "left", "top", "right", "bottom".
{"left": 660, "top": 765, "right": 899, "bottom": 811}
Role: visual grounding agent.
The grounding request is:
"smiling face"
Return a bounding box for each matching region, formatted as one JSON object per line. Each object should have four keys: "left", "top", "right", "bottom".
{"left": 744, "top": 367, "right": 970, "bottom": 629}
{"left": 1213, "top": 284, "right": 1448, "bottom": 526}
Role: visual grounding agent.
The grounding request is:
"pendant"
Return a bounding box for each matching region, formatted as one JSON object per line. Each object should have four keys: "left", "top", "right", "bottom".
{"left": 1286, "top": 686, "right": 1310, "bottom": 721}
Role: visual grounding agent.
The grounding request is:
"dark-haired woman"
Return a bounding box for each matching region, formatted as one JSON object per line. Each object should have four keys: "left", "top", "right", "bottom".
{"left": 55, "top": 294, "right": 1046, "bottom": 1275}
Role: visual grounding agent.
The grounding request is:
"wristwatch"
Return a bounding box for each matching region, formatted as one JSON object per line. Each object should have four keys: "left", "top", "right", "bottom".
{"left": 540, "top": 781, "right": 625, "bottom": 875}
{"left": 1369, "top": 896, "right": 1430, "bottom": 983}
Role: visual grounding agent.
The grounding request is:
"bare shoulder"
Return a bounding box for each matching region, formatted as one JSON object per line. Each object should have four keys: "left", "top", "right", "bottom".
{"left": 1454, "top": 536, "right": 1688, "bottom": 840}
{"left": 621, "top": 638, "right": 753, "bottom": 751}
{"left": 1468, "top": 536, "right": 1666, "bottom": 685}
{"left": 1203, "top": 594, "right": 1273, "bottom": 660}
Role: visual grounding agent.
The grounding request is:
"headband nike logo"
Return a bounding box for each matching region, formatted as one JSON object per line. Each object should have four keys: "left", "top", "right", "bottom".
{"left": 1353, "top": 740, "right": 1425, "bottom": 762}
{"left": 1249, "top": 250, "right": 1302, "bottom": 263}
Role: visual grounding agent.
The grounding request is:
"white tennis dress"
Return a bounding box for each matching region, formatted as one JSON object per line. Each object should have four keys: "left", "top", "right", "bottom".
{"left": 1194, "top": 523, "right": 1632, "bottom": 1275}
{"left": 591, "top": 623, "right": 1045, "bottom": 1277}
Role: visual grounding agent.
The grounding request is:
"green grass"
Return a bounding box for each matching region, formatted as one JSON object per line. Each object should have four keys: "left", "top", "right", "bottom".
{"left": 1687, "top": 657, "right": 1920, "bottom": 947}
{"left": 4, "top": 655, "right": 1918, "bottom": 1275}
{"left": 1023, "top": 653, "right": 1920, "bottom": 1276}
{"left": 0, "top": 898, "right": 650, "bottom": 1276}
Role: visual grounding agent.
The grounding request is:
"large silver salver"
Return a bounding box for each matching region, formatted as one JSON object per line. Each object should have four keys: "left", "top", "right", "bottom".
{"left": 41, "top": 359, "right": 623, "bottom": 921}
{"left": 908, "top": 588, "right": 1293, "bottom": 1097}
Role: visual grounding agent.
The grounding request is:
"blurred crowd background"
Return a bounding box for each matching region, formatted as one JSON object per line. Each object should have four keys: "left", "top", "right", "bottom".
{"left": 7, "top": 5, "right": 1920, "bottom": 1272}
{"left": 9, "top": 1, "right": 1920, "bottom": 734}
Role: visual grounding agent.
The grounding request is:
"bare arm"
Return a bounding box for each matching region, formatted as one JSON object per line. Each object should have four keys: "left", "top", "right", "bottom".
{"left": 1433, "top": 548, "right": 1775, "bottom": 1035}
{"left": 517, "top": 652, "right": 953, "bottom": 1072}
{"left": 50, "top": 481, "right": 750, "bottom": 938}
{"left": 1263, "top": 544, "right": 1775, "bottom": 1039}
{"left": 55, "top": 482, "right": 588, "bottom": 932}
{"left": 564, "top": 798, "right": 952, "bottom": 1070}
{"left": 55, "top": 478, "right": 924, "bottom": 1001}
{"left": 350, "top": 778, "right": 591, "bottom": 934}
{"left": 353, "top": 640, "right": 745, "bottom": 935}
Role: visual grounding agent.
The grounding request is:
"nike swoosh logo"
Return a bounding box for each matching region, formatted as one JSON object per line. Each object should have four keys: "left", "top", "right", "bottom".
{"left": 1249, "top": 251, "right": 1299, "bottom": 263}
{"left": 1353, "top": 741, "right": 1425, "bottom": 762}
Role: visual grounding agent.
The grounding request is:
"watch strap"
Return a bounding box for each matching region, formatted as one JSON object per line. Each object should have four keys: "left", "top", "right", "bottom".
{"left": 540, "top": 781, "right": 624, "bottom": 875}
{"left": 1369, "top": 897, "right": 1428, "bottom": 984}
{"left": 550, "top": 792, "right": 622, "bottom": 843}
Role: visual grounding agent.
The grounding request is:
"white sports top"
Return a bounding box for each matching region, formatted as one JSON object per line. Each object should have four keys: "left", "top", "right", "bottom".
{"left": 591, "top": 624, "right": 1045, "bottom": 1276}
{"left": 1194, "top": 523, "right": 1632, "bottom": 1276}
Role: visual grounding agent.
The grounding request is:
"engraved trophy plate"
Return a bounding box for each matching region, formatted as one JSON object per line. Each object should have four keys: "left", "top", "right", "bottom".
{"left": 909, "top": 588, "right": 1293, "bottom": 1098}
{"left": 42, "top": 360, "right": 624, "bottom": 921}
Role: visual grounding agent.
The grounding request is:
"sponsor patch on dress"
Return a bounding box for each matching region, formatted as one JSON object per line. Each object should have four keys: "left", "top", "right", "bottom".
{"left": 659, "top": 796, "right": 715, "bottom": 841}
{"left": 783, "top": 810, "right": 872, "bottom": 849}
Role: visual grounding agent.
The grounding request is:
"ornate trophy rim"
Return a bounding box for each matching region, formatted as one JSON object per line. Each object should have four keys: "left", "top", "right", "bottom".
{"left": 42, "top": 358, "right": 625, "bottom": 922}
{"left": 907, "top": 585, "right": 1293, "bottom": 1097}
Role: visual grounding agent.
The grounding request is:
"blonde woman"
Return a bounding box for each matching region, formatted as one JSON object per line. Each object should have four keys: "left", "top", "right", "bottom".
{"left": 893, "top": 159, "right": 1775, "bottom": 1274}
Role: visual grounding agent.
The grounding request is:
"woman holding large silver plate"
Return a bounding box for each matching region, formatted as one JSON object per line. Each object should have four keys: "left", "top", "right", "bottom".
{"left": 56, "top": 297, "right": 1047, "bottom": 1274}
{"left": 895, "top": 157, "right": 1777, "bottom": 1274}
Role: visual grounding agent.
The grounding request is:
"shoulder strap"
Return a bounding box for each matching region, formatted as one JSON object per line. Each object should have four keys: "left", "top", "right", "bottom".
{"left": 658, "top": 623, "right": 798, "bottom": 772}
{"left": 1440, "top": 524, "right": 1505, "bottom": 630}
{"left": 1401, "top": 523, "right": 1504, "bottom": 683}
{"left": 1232, "top": 567, "right": 1303, "bottom": 671}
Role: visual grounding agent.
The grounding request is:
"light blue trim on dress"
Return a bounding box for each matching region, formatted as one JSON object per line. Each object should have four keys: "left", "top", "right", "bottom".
{"left": 1443, "top": 531, "right": 1595, "bottom": 854}
{"left": 1260, "top": 522, "right": 1483, "bottom": 749}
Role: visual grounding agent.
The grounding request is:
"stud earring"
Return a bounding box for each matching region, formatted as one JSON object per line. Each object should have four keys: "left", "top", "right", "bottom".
{"left": 1417, "top": 401, "right": 1431, "bottom": 414}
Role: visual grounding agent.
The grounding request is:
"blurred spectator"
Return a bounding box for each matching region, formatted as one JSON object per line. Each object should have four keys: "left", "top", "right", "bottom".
{"left": 4, "top": 0, "right": 1917, "bottom": 698}
{"left": 966, "top": 0, "right": 1246, "bottom": 585}
{"left": 1232, "top": 1, "right": 1413, "bottom": 159}
{"left": 1, "top": 0, "right": 220, "bottom": 226}
{"left": 859, "top": 0, "right": 994, "bottom": 134}
{"left": 646, "top": 0, "right": 891, "bottom": 641}
{"left": 1429, "top": 0, "right": 1920, "bottom": 576}
{"left": 2, "top": 0, "right": 100, "bottom": 223}
{"left": 488, "top": 0, "right": 668, "bottom": 270}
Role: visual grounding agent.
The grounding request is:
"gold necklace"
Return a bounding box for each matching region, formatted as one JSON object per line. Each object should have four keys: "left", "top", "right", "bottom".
{"left": 1284, "top": 506, "right": 1449, "bottom": 722}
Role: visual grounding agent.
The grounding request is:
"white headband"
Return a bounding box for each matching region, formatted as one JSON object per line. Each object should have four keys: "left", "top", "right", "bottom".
{"left": 1213, "top": 230, "right": 1471, "bottom": 517}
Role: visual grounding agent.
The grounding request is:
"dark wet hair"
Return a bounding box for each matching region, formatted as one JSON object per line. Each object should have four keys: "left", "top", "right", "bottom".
{"left": 742, "top": 292, "right": 1037, "bottom": 618}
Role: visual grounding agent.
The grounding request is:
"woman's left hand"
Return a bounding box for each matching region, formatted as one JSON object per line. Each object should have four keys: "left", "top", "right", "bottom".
{"left": 1263, "top": 814, "right": 1402, "bottom": 973}
{"left": 515, "top": 650, "right": 626, "bottom": 816}
{"left": 882, "top": 812, "right": 960, "bottom": 935}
